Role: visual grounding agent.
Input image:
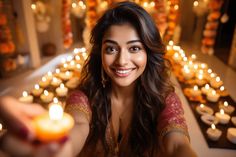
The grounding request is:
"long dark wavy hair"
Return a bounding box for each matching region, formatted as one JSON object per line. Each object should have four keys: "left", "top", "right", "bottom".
{"left": 78, "top": 1, "right": 174, "bottom": 156}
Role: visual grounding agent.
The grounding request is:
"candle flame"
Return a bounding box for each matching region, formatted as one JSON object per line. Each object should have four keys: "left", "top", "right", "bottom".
{"left": 75, "top": 55, "right": 81, "bottom": 60}
{"left": 223, "top": 101, "right": 228, "bottom": 107}
{"left": 53, "top": 97, "right": 58, "bottom": 103}
{"left": 60, "top": 83, "right": 65, "bottom": 88}
{"left": 205, "top": 84, "right": 210, "bottom": 89}
{"left": 174, "top": 53, "right": 179, "bottom": 58}
{"left": 63, "top": 63, "right": 68, "bottom": 68}
{"left": 61, "top": 58, "right": 66, "bottom": 64}
{"left": 200, "top": 104, "right": 204, "bottom": 108}
{"left": 212, "top": 90, "right": 216, "bottom": 95}
{"left": 70, "top": 61, "right": 75, "bottom": 66}
{"left": 220, "top": 86, "right": 225, "bottom": 91}
{"left": 35, "top": 84, "right": 39, "bottom": 90}
{"left": 73, "top": 48, "right": 79, "bottom": 54}
{"left": 23, "top": 91, "right": 28, "bottom": 97}
{"left": 210, "top": 73, "right": 216, "bottom": 78}
{"left": 191, "top": 54, "right": 196, "bottom": 60}
{"left": 201, "top": 63, "right": 206, "bottom": 69}
{"left": 216, "top": 76, "right": 220, "bottom": 82}
{"left": 67, "top": 56, "right": 73, "bottom": 62}
{"left": 211, "top": 124, "right": 216, "bottom": 130}
{"left": 47, "top": 71, "right": 52, "bottom": 76}
{"left": 42, "top": 77, "right": 47, "bottom": 82}
{"left": 44, "top": 90, "right": 49, "bottom": 96}
{"left": 194, "top": 64, "right": 198, "bottom": 70}
{"left": 220, "top": 109, "right": 224, "bottom": 115}
{"left": 31, "top": 4, "right": 36, "bottom": 10}
{"left": 208, "top": 69, "right": 212, "bottom": 74}
{"left": 193, "top": 85, "right": 198, "bottom": 91}
{"left": 52, "top": 77, "right": 58, "bottom": 82}
{"left": 0, "top": 123, "right": 2, "bottom": 131}
{"left": 49, "top": 104, "right": 63, "bottom": 121}
{"left": 198, "top": 75, "right": 203, "bottom": 80}
{"left": 55, "top": 68, "right": 60, "bottom": 74}
{"left": 169, "top": 40, "right": 174, "bottom": 46}
{"left": 66, "top": 71, "right": 70, "bottom": 76}
{"left": 76, "top": 64, "right": 81, "bottom": 69}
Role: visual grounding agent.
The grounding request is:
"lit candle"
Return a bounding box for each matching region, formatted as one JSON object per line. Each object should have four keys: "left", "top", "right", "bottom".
{"left": 56, "top": 83, "right": 68, "bottom": 97}
{"left": 59, "top": 71, "right": 73, "bottom": 81}
{"left": 0, "top": 123, "right": 2, "bottom": 131}
{"left": 31, "top": 84, "right": 43, "bottom": 97}
{"left": 217, "top": 86, "right": 228, "bottom": 97}
{"left": 196, "top": 104, "right": 213, "bottom": 115}
{"left": 19, "top": 91, "right": 33, "bottom": 103}
{"left": 196, "top": 74, "right": 206, "bottom": 86}
{"left": 190, "top": 85, "right": 201, "bottom": 97}
{"left": 54, "top": 68, "right": 61, "bottom": 78}
{"left": 210, "top": 76, "right": 223, "bottom": 89}
{"left": 215, "top": 109, "right": 230, "bottom": 124}
{"left": 173, "top": 53, "right": 181, "bottom": 63}
{"left": 200, "top": 63, "right": 208, "bottom": 69}
{"left": 39, "top": 77, "right": 50, "bottom": 88}
{"left": 201, "top": 84, "right": 213, "bottom": 95}
{"left": 45, "top": 71, "right": 53, "bottom": 81}
{"left": 219, "top": 101, "right": 235, "bottom": 115}
{"left": 40, "top": 90, "right": 54, "bottom": 103}
{"left": 206, "top": 124, "right": 222, "bottom": 141}
{"left": 51, "top": 77, "right": 62, "bottom": 87}
{"left": 227, "top": 128, "right": 236, "bottom": 144}
{"left": 190, "top": 54, "right": 197, "bottom": 61}
{"left": 182, "top": 67, "right": 194, "bottom": 80}
{"left": 33, "top": 98, "right": 74, "bottom": 142}
{"left": 207, "top": 90, "right": 220, "bottom": 102}
{"left": 68, "top": 60, "right": 76, "bottom": 70}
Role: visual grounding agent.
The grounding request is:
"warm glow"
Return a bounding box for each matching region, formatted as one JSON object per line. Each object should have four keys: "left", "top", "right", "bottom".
{"left": 53, "top": 97, "right": 58, "bottom": 104}
{"left": 22, "top": 91, "right": 28, "bottom": 97}
{"left": 42, "top": 77, "right": 47, "bottom": 82}
{"left": 200, "top": 104, "right": 204, "bottom": 108}
{"left": 183, "top": 57, "right": 188, "bottom": 62}
{"left": 208, "top": 69, "right": 212, "bottom": 74}
{"left": 72, "top": 2, "right": 77, "bottom": 8}
{"left": 194, "top": 64, "right": 198, "bottom": 70}
{"left": 210, "top": 73, "right": 216, "bottom": 78}
{"left": 194, "top": 85, "right": 198, "bottom": 91}
{"left": 49, "top": 104, "right": 63, "bottom": 121}
{"left": 205, "top": 84, "right": 210, "bottom": 89}
{"left": 173, "top": 46, "right": 180, "bottom": 51}
{"left": 60, "top": 83, "right": 65, "bottom": 89}
{"left": 81, "top": 47, "right": 86, "bottom": 53}
{"left": 220, "top": 86, "right": 225, "bottom": 91}
{"left": 67, "top": 56, "right": 73, "bottom": 62}
{"left": 216, "top": 76, "right": 220, "bottom": 82}
{"left": 76, "top": 64, "right": 81, "bottom": 69}
{"left": 55, "top": 68, "right": 60, "bottom": 74}
{"left": 220, "top": 109, "right": 225, "bottom": 115}
{"left": 201, "top": 63, "right": 206, "bottom": 69}
{"left": 61, "top": 58, "right": 66, "bottom": 64}
{"left": 75, "top": 55, "right": 81, "bottom": 60}
{"left": 169, "top": 40, "right": 174, "bottom": 46}
{"left": 193, "top": 1, "right": 199, "bottom": 7}
{"left": 63, "top": 63, "right": 68, "bottom": 68}
{"left": 211, "top": 124, "right": 216, "bottom": 130}
{"left": 199, "top": 69, "right": 204, "bottom": 74}
{"left": 35, "top": 84, "right": 40, "bottom": 90}
{"left": 0, "top": 123, "right": 2, "bottom": 131}
{"left": 198, "top": 75, "right": 203, "bottom": 80}
{"left": 143, "top": 2, "right": 148, "bottom": 7}
{"left": 174, "top": 5, "right": 179, "bottom": 10}
{"left": 191, "top": 54, "right": 197, "bottom": 60}
{"left": 52, "top": 77, "right": 58, "bottom": 83}
{"left": 174, "top": 53, "right": 179, "bottom": 58}
{"left": 31, "top": 4, "right": 36, "bottom": 10}
{"left": 70, "top": 61, "right": 75, "bottom": 66}
{"left": 65, "top": 71, "right": 70, "bottom": 76}
{"left": 47, "top": 71, "right": 52, "bottom": 76}
{"left": 212, "top": 90, "right": 216, "bottom": 95}
{"left": 224, "top": 101, "right": 229, "bottom": 107}
{"left": 44, "top": 90, "right": 49, "bottom": 96}
{"left": 150, "top": 1, "right": 155, "bottom": 7}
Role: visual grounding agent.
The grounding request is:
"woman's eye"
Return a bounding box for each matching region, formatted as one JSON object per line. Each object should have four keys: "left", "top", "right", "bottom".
{"left": 129, "top": 46, "right": 142, "bottom": 52}
{"left": 105, "top": 46, "right": 118, "bottom": 54}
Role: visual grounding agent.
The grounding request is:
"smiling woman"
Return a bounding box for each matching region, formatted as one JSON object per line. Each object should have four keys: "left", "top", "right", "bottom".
{"left": 0, "top": 1, "right": 197, "bottom": 157}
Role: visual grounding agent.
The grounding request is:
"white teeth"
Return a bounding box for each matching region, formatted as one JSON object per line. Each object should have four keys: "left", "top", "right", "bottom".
{"left": 115, "top": 69, "right": 132, "bottom": 74}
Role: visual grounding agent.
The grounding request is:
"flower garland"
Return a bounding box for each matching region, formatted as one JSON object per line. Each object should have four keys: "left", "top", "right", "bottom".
{"left": 201, "top": 0, "right": 223, "bottom": 55}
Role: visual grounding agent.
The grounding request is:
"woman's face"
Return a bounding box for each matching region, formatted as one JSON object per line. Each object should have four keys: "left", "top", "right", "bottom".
{"left": 101, "top": 23, "right": 147, "bottom": 87}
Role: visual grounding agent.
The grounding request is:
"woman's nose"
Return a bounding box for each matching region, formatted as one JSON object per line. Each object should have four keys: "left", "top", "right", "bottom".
{"left": 116, "top": 48, "right": 129, "bottom": 66}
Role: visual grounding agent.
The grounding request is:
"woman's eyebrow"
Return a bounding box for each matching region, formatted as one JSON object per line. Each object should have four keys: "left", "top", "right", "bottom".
{"left": 103, "top": 39, "right": 141, "bottom": 45}
{"left": 126, "top": 40, "right": 141, "bottom": 44}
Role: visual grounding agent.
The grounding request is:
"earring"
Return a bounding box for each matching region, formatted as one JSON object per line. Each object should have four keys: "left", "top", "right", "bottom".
{"left": 101, "top": 68, "right": 107, "bottom": 88}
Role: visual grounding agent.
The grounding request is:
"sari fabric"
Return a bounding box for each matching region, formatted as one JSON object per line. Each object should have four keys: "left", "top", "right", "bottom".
{"left": 65, "top": 91, "right": 189, "bottom": 157}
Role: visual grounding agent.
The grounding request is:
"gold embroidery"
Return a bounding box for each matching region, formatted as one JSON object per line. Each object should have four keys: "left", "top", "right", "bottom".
{"left": 65, "top": 103, "right": 92, "bottom": 122}
{"left": 159, "top": 123, "right": 190, "bottom": 142}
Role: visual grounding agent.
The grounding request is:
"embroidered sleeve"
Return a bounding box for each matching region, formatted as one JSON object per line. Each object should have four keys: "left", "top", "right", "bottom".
{"left": 65, "top": 90, "right": 92, "bottom": 123}
{"left": 157, "top": 92, "right": 189, "bottom": 142}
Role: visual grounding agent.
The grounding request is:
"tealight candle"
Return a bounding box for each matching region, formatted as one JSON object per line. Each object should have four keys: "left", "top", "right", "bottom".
{"left": 54, "top": 68, "right": 61, "bottom": 77}
{"left": 182, "top": 67, "right": 194, "bottom": 80}
{"left": 201, "top": 84, "right": 213, "bottom": 95}
{"left": 45, "top": 71, "right": 53, "bottom": 81}
{"left": 33, "top": 98, "right": 74, "bottom": 142}
{"left": 196, "top": 74, "right": 206, "bottom": 86}
{"left": 206, "top": 124, "right": 222, "bottom": 141}
{"left": 219, "top": 101, "right": 235, "bottom": 115}
{"left": 59, "top": 71, "right": 73, "bottom": 81}
{"left": 40, "top": 90, "right": 54, "bottom": 103}
{"left": 207, "top": 90, "right": 220, "bottom": 102}
{"left": 39, "top": 77, "right": 50, "bottom": 88}
{"left": 173, "top": 53, "right": 182, "bottom": 63}
{"left": 200, "top": 63, "right": 208, "bottom": 69}
{"left": 210, "top": 76, "right": 223, "bottom": 89}
{"left": 227, "top": 128, "right": 236, "bottom": 144}
{"left": 215, "top": 109, "right": 230, "bottom": 124}
{"left": 19, "top": 91, "right": 33, "bottom": 103}
{"left": 190, "top": 85, "right": 201, "bottom": 97}
{"left": 0, "top": 123, "right": 2, "bottom": 131}
{"left": 51, "top": 77, "right": 62, "bottom": 87}
{"left": 68, "top": 60, "right": 76, "bottom": 70}
{"left": 196, "top": 104, "right": 214, "bottom": 115}
{"left": 32, "top": 84, "right": 43, "bottom": 97}
{"left": 217, "top": 86, "right": 228, "bottom": 97}
{"left": 56, "top": 83, "right": 68, "bottom": 97}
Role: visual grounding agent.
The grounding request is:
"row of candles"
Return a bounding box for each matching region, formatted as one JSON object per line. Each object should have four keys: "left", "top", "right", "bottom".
{"left": 167, "top": 41, "right": 236, "bottom": 144}
{"left": 11, "top": 47, "right": 87, "bottom": 142}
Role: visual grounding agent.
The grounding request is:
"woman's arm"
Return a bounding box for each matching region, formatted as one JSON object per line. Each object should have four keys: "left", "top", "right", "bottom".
{"left": 158, "top": 92, "right": 197, "bottom": 157}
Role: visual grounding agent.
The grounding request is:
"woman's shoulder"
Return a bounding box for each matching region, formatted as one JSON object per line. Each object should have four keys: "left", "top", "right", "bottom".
{"left": 67, "top": 90, "right": 89, "bottom": 105}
